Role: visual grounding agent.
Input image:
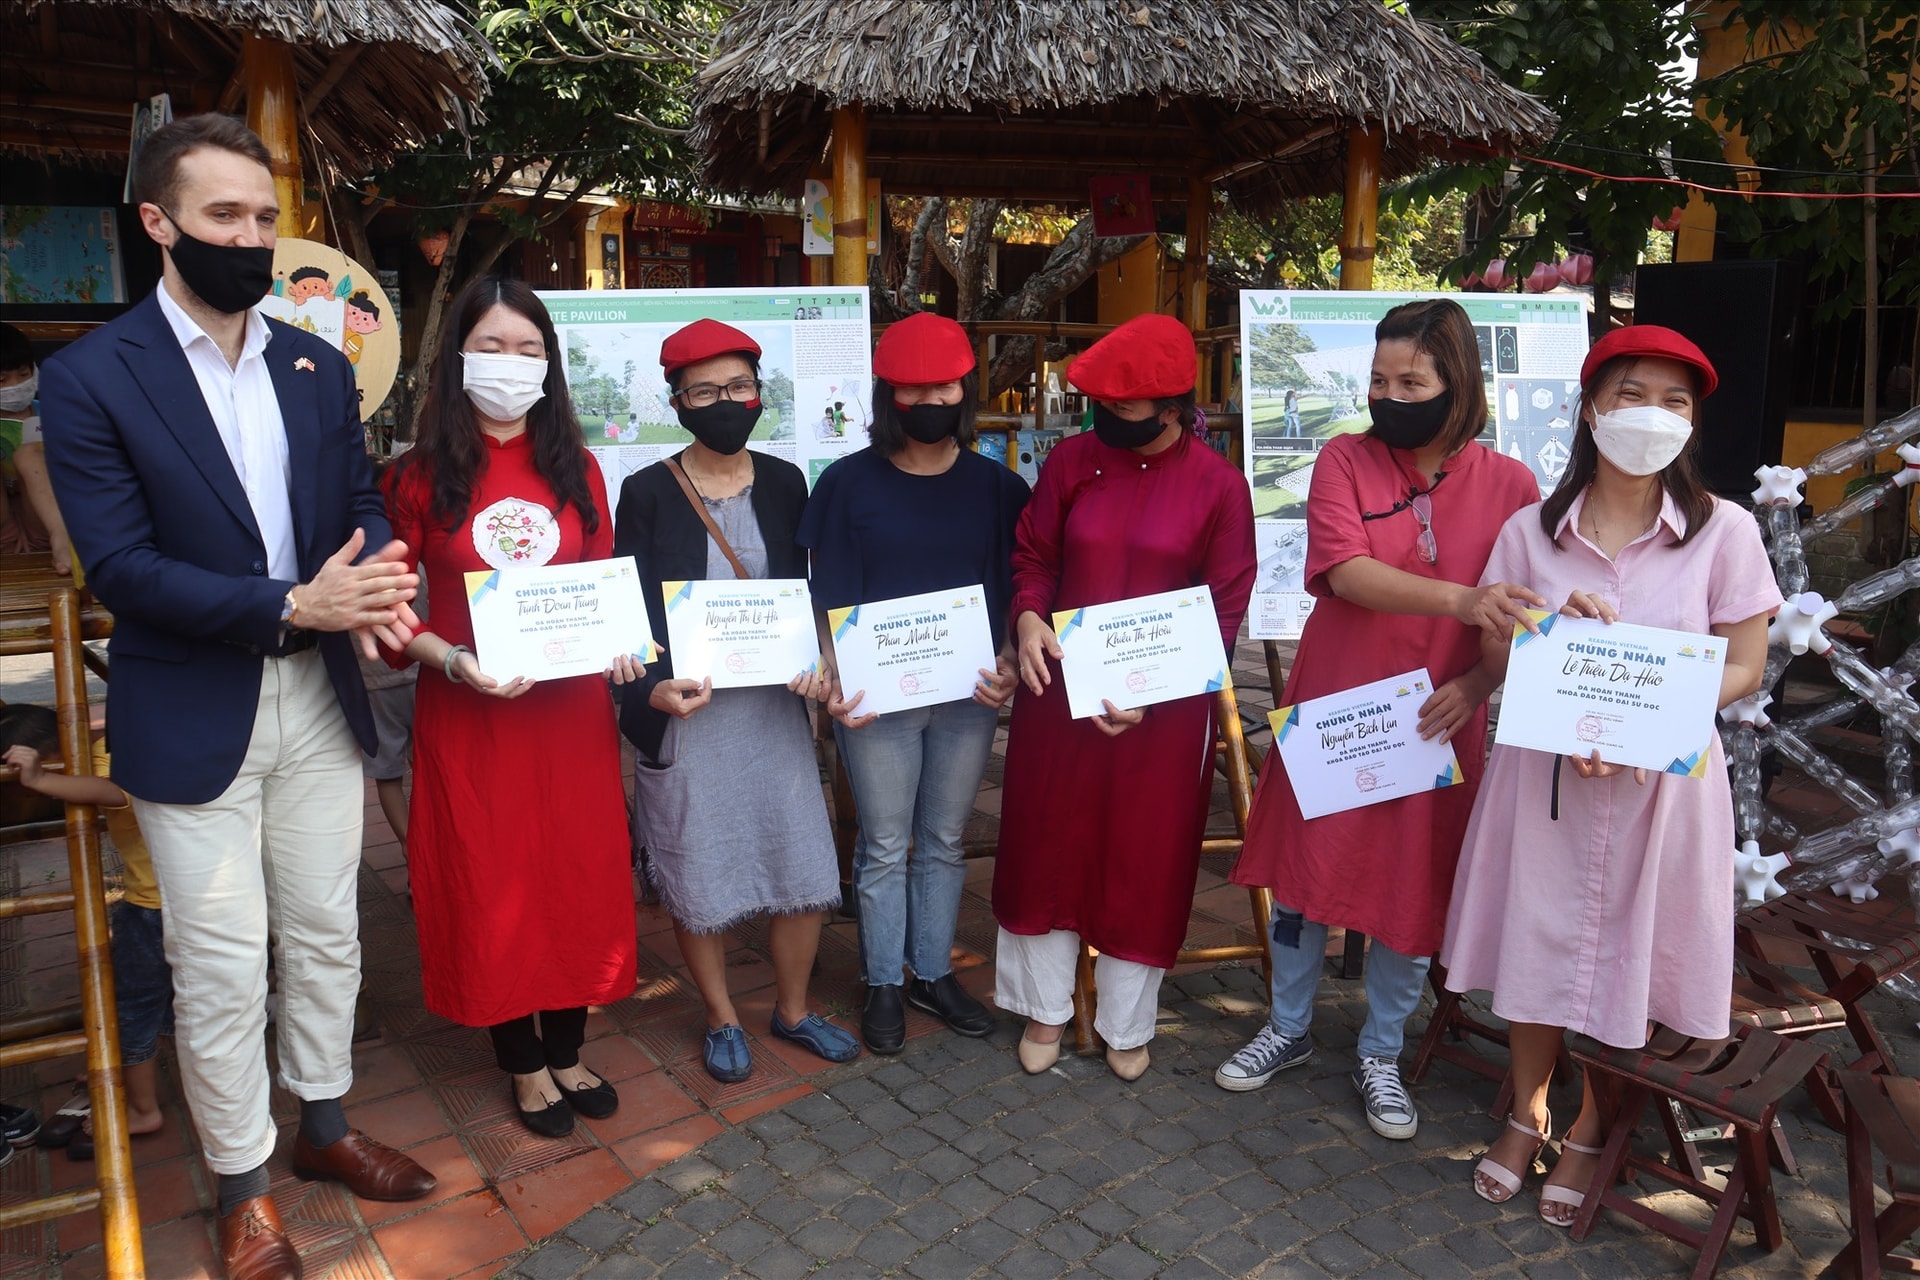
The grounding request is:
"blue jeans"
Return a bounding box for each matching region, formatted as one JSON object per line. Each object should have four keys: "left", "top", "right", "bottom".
{"left": 1265, "top": 899, "right": 1429, "bottom": 1061}
{"left": 837, "top": 699, "right": 998, "bottom": 986}
{"left": 111, "top": 900, "right": 175, "bottom": 1067}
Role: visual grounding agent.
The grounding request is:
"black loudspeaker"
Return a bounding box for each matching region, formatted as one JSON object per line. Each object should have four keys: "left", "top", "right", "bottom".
{"left": 1634, "top": 260, "right": 1802, "bottom": 499}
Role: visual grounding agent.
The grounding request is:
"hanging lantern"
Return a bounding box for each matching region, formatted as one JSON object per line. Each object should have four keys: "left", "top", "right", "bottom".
{"left": 1559, "top": 253, "right": 1594, "bottom": 287}
{"left": 1523, "top": 261, "right": 1561, "bottom": 293}
{"left": 418, "top": 229, "right": 451, "bottom": 266}
{"left": 1480, "top": 258, "right": 1510, "bottom": 291}
{"left": 1459, "top": 270, "right": 1483, "bottom": 290}
{"left": 1651, "top": 206, "right": 1685, "bottom": 233}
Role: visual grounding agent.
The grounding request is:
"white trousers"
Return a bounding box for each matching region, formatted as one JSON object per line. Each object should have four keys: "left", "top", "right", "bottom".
{"left": 131, "top": 652, "right": 364, "bottom": 1175}
{"left": 993, "top": 927, "right": 1165, "bottom": 1051}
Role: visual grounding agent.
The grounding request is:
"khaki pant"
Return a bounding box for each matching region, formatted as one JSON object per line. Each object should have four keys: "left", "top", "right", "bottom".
{"left": 131, "top": 651, "right": 363, "bottom": 1175}
{"left": 993, "top": 927, "right": 1165, "bottom": 1051}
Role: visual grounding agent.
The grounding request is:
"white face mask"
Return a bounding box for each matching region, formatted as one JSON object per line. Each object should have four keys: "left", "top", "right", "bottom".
{"left": 0, "top": 371, "right": 36, "bottom": 414}
{"left": 1590, "top": 404, "right": 1693, "bottom": 476}
{"left": 462, "top": 352, "right": 548, "bottom": 423}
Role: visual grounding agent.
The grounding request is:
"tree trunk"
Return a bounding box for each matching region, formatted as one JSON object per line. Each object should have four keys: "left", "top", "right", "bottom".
{"left": 981, "top": 218, "right": 1143, "bottom": 396}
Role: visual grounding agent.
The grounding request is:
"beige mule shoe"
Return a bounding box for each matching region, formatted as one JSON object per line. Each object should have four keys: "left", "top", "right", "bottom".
{"left": 1106, "top": 1045, "right": 1150, "bottom": 1081}
{"left": 1017, "top": 1029, "right": 1062, "bottom": 1074}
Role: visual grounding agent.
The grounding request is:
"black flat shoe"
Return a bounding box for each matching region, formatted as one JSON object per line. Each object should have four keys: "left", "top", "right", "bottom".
{"left": 909, "top": 975, "right": 994, "bottom": 1037}
{"left": 862, "top": 984, "right": 906, "bottom": 1054}
{"left": 557, "top": 1073, "right": 618, "bottom": 1120}
{"left": 511, "top": 1083, "right": 574, "bottom": 1138}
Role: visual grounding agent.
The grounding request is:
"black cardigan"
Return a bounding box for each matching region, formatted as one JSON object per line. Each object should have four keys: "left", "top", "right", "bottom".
{"left": 612, "top": 450, "right": 810, "bottom": 761}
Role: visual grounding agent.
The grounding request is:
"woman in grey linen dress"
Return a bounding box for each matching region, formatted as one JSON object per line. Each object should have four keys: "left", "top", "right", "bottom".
{"left": 615, "top": 317, "right": 859, "bottom": 1084}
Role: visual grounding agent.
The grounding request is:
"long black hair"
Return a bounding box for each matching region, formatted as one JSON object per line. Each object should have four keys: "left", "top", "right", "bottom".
{"left": 1538, "top": 354, "right": 1714, "bottom": 548}
{"left": 396, "top": 276, "right": 599, "bottom": 534}
{"left": 867, "top": 373, "right": 980, "bottom": 453}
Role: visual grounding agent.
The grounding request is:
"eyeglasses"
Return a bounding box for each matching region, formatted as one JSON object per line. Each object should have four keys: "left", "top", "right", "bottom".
{"left": 1409, "top": 491, "right": 1437, "bottom": 565}
{"left": 676, "top": 377, "right": 761, "bottom": 409}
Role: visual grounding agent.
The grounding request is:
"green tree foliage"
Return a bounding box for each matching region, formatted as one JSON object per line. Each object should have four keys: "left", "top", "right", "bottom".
{"left": 350, "top": 0, "right": 719, "bottom": 428}
{"left": 1702, "top": 2, "right": 1920, "bottom": 321}
{"left": 1401, "top": 0, "right": 1722, "bottom": 309}
{"left": 1209, "top": 191, "right": 1467, "bottom": 292}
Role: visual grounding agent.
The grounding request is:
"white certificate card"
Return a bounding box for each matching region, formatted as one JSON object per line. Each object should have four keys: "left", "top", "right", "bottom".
{"left": 662, "top": 578, "right": 818, "bottom": 689}
{"left": 464, "top": 557, "right": 658, "bottom": 682}
{"left": 1270, "top": 669, "right": 1464, "bottom": 820}
{"left": 1053, "top": 586, "right": 1229, "bottom": 719}
{"left": 828, "top": 585, "right": 997, "bottom": 717}
{"left": 1494, "top": 611, "right": 1727, "bottom": 775}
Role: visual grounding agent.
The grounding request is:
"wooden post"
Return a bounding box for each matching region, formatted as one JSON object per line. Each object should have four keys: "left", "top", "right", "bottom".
{"left": 830, "top": 106, "right": 868, "bottom": 288}
{"left": 242, "top": 36, "right": 303, "bottom": 240}
{"left": 1338, "top": 127, "right": 1382, "bottom": 293}
{"left": 1186, "top": 172, "right": 1212, "bottom": 402}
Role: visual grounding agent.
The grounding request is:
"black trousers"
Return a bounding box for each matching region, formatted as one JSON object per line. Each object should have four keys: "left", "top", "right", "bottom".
{"left": 488, "top": 1006, "right": 588, "bottom": 1075}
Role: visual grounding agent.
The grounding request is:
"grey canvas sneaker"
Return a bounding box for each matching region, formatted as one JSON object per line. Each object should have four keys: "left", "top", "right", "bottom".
{"left": 1352, "top": 1056, "right": 1418, "bottom": 1139}
{"left": 1214, "top": 1024, "right": 1313, "bottom": 1091}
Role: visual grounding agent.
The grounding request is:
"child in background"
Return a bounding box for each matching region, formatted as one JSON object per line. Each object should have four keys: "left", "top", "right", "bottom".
{"left": 3, "top": 705, "right": 170, "bottom": 1157}
{"left": 0, "top": 324, "right": 73, "bottom": 576}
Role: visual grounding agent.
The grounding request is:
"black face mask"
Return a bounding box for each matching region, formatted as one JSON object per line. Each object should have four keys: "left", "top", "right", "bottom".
{"left": 161, "top": 212, "right": 274, "bottom": 314}
{"left": 897, "top": 401, "right": 963, "bottom": 444}
{"left": 676, "top": 399, "right": 761, "bottom": 455}
{"left": 1092, "top": 402, "right": 1166, "bottom": 450}
{"left": 1367, "top": 390, "right": 1454, "bottom": 451}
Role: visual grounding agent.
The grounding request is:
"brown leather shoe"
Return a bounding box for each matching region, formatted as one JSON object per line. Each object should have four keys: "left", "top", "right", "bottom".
{"left": 219, "top": 1195, "right": 301, "bottom": 1280}
{"left": 291, "top": 1129, "right": 436, "bottom": 1202}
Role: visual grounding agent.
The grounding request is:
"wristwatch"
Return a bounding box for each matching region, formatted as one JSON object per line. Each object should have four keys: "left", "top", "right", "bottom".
{"left": 281, "top": 590, "right": 300, "bottom": 626}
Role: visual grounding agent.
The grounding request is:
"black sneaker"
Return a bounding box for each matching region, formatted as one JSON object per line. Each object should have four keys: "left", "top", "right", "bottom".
{"left": 0, "top": 1103, "right": 39, "bottom": 1148}
{"left": 862, "top": 985, "right": 906, "bottom": 1055}
{"left": 907, "top": 975, "right": 994, "bottom": 1037}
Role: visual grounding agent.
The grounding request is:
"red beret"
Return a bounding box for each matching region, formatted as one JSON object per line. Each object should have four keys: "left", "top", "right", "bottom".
{"left": 1580, "top": 324, "right": 1718, "bottom": 398}
{"left": 1068, "top": 313, "right": 1196, "bottom": 400}
{"left": 660, "top": 318, "right": 761, "bottom": 376}
{"left": 874, "top": 312, "right": 975, "bottom": 385}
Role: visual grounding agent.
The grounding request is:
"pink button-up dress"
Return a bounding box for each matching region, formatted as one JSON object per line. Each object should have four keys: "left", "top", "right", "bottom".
{"left": 1441, "top": 490, "right": 1782, "bottom": 1047}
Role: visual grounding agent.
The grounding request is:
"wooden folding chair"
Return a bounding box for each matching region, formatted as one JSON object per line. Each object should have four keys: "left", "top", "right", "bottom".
{"left": 1566, "top": 1025, "right": 1828, "bottom": 1279}
{"left": 1835, "top": 1068, "right": 1920, "bottom": 1278}
{"left": 0, "top": 583, "right": 142, "bottom": 1278}
{"left": 1071, "top": 682, "right": 1274, "bottom": 1055}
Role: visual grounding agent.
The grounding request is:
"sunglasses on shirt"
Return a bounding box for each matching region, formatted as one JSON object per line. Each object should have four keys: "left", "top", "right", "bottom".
{"left": 1359, "top": 470, "right": 1448, "bottom": 566}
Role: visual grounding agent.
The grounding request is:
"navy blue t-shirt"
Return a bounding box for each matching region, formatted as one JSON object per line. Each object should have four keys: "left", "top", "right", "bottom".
{"left": 798, "top": 445, "right": 1032, "bottom": 644}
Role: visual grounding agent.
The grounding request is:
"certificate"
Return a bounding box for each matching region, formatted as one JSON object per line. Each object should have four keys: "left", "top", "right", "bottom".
{"left": 1270, "top": 669, "right": 1464, "bottom": 820}
{"left": 662, "top": 578, "right": 818, "bottom": 689}
{"left": 464, "top": 557, "right": 658, "bottom": 682}
{"left": 828, "top": 585, "right": 997, "bottom": 717}
{"left": 1494, "top": 611, "right": 1727, "bottom": 775}
{"left": 1053, "top": 586, "right": 1229, "bottom": 719}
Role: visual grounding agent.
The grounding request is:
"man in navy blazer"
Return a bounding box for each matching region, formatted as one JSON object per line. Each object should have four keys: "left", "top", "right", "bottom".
{"left": 41, "top": 115, "right": 433, "bottom": 1280}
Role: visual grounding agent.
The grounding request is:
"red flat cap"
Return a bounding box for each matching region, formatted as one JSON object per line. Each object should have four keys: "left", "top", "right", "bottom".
{"left": 874, "top": 312, "right": 975, "bottom": 385}
{"left": 660, "top": 318, "right": 761, "bottom": 376}
{"left": 1068, "top": 313, "right": 1196, "bottom": 400}
{"left": 1581, "top": 324, "right": 1718, "bottom": 397}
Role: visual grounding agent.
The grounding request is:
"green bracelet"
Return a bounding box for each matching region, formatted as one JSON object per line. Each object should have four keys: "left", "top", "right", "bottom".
{"left": 443, "top": 645, "right": 471, "bottom": 681}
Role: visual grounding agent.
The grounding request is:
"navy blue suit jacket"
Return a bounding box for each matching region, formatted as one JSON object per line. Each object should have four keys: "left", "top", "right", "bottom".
{"left": 40, "top": 291, "right": 392, "bottom": 805}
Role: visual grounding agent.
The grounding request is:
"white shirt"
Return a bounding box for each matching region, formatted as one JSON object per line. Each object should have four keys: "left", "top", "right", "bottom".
{"left": 156, "top": 280, "right": 298, "bottom": 582}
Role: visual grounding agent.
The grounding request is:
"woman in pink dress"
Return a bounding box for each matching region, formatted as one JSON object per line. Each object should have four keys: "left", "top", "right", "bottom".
{"left": 1224, "top": 300, "right": 1542, "bottom": 1143}
{"left": 1441, "top": 326, "right": 1778, "bottom": 1226}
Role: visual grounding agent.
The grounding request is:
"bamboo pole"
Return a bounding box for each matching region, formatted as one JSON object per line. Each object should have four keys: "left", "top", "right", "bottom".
{"left": 1337, "top": 127, "right": 1382, "bottom": 292}
{"left": 1185, "top": 171, "right": 1212, "bottom": 402}
{"left": 242, "top": 36, "right": 303, "bottom": 240}
{"left": 830, "top": 106, "right": 869, "bottom": 288}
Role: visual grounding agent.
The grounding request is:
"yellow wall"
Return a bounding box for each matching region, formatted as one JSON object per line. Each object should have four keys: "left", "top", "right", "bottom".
{"left": 580, "top": 206, "right": 625, "bottom": 289}
{"left": 1097, "top": 239, "right": 1167, "bottom": 325}
{"left": 1783, "top": 417, "right": 1913, "bottom": 511}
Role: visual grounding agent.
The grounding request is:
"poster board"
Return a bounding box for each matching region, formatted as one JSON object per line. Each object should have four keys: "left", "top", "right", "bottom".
{"left": 0, "top": 206, "right": 126, "bottom": 304}
{"left": 1238, "top": 290, "right": 1588, "bottom": 640}
{"left": 255, "top": 238, "right": 399, "bottom": 422}
{"left": 538, "top": 286, "right": 873, "bottom": 498}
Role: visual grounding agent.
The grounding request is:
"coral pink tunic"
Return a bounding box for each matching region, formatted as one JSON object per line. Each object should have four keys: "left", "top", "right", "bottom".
{"left": 1441, "top": 491, "right": 1781, "bottom": 1046}
{"left": 992, "top": 431, "right": 1255, "bottom": 969}
{"left": 1231, "top": 433, "right": 1539, "bottom": 957}
{"left": 385, "top": 436, "right": 638, "bottom": 1027}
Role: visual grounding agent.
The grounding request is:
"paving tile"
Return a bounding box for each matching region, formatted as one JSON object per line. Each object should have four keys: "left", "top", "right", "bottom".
{"left": 577, "top": 1070, "right": 703, "bottom": 1145}
{"left": 353, "top": 1132, "right": 488, "bottom": 1226}
{"left": 609, "top": 1113, "right": 726, "bottom": 1181}
{"left": 373, "top": 1187, "right": 529, "bottom": 1278}
{"left": 498, "top": 1149, "right": 635, "bottom": 1242}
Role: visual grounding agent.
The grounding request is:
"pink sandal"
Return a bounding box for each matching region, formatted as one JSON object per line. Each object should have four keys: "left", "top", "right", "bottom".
{"left": 1539, "top": 1135, "right": 1606, "bottom": 1227}
{"left": 1473, "top": 1112, "right": 1549, "bottom": 1204}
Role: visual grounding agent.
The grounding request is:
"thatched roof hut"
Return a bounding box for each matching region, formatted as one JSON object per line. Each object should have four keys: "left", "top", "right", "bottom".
{"left": 691, "top": 0, "right": 1556, "bottom": 207}
{"left": 0, "top": 0, "right": 494, "bottom": 173}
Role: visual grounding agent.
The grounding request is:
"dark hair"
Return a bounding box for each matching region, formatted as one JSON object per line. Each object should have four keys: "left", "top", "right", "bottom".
{"left": 867, "top": 373, "right": 980, "bottom": 454}
{"left": 0, "top": 704, "right": 58, "bottom": 757}
{"left": 1153, "top": 391, "right": 1198, "bottom": 431}
{"left": 131, "top": 114, "right": 272, "bottom": 212}
{"left": 1371, "top": 298, "right": 1487, "bottom": 455}
{"left": 346, "top": 291, "right": 380, "bottom": 320}
{"left": 1538, "top": 355, "right": 1714, "bottom": 548}
{"left": 0, "top": 322, "right": 32, "bottom": 372}
{"left": 289, "top": 266, "right": 330, "bottom": 284}
{"left": 665, "top": 353, "right": 760, "bottom": 395}
{"left": 395, "top": 276, "right": 599, "bottom": 535}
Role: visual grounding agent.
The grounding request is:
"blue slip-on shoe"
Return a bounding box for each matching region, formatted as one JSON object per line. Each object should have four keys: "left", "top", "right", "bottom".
{"left": 702, "top": 1024, "right": 752, "bottom": 1083}
{"left": 770, "top": 1010, "right": 862, "bottom": 1063}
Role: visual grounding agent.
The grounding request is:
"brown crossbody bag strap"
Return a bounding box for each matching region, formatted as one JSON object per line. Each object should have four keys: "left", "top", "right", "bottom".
{"left": 665, "top": 454, "right": 750, "bottom": 581}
